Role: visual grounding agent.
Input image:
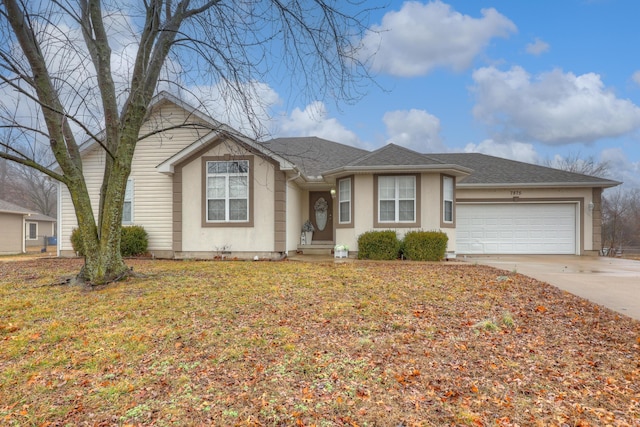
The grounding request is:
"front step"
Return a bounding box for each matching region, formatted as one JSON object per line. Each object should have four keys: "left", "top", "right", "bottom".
{"left": 297, "top": 244, "right": 334, "bottom": 255}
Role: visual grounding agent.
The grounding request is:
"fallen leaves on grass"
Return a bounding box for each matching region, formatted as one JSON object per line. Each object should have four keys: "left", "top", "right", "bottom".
{"left": 0, "top": 258, "right": 638, "bottom": 426}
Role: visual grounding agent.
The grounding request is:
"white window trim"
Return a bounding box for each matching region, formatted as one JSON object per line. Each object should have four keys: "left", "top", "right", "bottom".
{"left": 378, "top": 175, "right": 416, "bottom": 223}
{"left": 26, "top": 222, "right": 38, "bottom": 240}
{"left": 206, "top": 160, "right": 250, "bottom": 223}
{"left": 443, "top": 175, "right": 454, "bottom": 224}
{"left": 338, "top": 177, "right": 351, "bottom": 224}
{"left": 123, "top": 178, "right": 134, "bottom": 224}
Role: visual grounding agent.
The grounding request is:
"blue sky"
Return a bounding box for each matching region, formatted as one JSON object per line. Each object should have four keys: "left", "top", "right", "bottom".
{"left": 267, "top": 0, "right": 640, "bottom": 188}
{"left": 2, "top": 1, "right": 638, "bottom": 187}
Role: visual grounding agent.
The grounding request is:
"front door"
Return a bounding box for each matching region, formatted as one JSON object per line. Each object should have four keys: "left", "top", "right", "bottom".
{"left": 309, "top": 191, "right": 333, "bottom": 242}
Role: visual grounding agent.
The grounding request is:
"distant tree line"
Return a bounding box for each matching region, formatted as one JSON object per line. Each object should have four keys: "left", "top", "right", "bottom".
{"left": 545, "top": 153, "right": 640, "bottom": 254}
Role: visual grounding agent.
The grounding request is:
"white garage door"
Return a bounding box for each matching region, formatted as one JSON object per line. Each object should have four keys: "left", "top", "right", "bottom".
{"left": 457, "top": 203, "right": 577, "bottom": 254}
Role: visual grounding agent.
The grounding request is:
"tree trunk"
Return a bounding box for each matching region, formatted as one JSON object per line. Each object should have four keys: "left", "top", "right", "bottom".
{"left": 67, "top": 156, "right": 131, "bottom": 286}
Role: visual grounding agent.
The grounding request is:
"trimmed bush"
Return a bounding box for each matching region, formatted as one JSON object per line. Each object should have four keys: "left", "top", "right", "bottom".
{"left": 70, "top": 225, "right": 148, "bottom": 257}
{"left": 357, "top": 230, "right": 401, "bottom": 260}
{"left": 120, "top": 225, "right": 148, "bottom": 257}
{"left": 402, "top": 230, "right": 448, "bottom": 261}
{"left": 70, "top": 227, "right": 86, "bottom": 256}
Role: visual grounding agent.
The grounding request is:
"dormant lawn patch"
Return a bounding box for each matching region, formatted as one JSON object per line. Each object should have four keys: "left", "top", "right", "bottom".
{"left": 1, "top": 258, "right": 638, "bottom": 426}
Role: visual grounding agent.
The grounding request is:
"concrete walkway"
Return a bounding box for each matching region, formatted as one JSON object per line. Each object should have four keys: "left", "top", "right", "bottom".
{"left": 467, "top": 255, "right": 640, "bottom": 321}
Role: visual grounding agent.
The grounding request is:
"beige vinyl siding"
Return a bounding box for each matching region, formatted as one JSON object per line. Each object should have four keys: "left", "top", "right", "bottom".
{"left": 59, "top": 148, "right": 104, "bottom": 253}
{"left": 59, "top": 101, "right": 212, "bottom": 254}
{"left": 0, "top": 212, "right": 24, "bottom": 254}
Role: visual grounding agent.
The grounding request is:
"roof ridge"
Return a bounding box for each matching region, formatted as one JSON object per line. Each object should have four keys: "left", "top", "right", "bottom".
{"left": 349, "top": 143, "right": 440, "bottom": 166}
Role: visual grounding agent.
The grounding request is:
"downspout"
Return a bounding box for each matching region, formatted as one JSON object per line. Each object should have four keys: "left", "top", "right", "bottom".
{"left": 284, "top": 170, "right": 302, "bottom": 256}
{"left": 22, "top": 215, "right": 26, "bottom": 254}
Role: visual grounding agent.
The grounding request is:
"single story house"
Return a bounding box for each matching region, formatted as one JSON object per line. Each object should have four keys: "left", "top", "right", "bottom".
{"left": 57, "top": 92, "right": 620, "bottom": 259}
{"left": 0, "top": 199, "right": 57, "bottom": 254}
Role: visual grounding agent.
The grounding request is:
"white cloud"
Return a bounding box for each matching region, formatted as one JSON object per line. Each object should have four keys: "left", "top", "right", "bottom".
{"left": 632, "top": 70, "right": 640, "bottom": 86}
{"left": 471, "top": 66, "right": 640, "bottom": 144}
{"left": 359, "top": 1, "right": 516, "bottom": 77}
{"left": 274, "top": 101, "right": 362, "bottom": 147}
{"left": 600, "top": 147, "right": 640, "bottom": 188}
{"left": 526, "top": 37, "right": 549, "bottom": 55}
{"left": 383, "top": 109, "right": 444, "bottom": 152}
{"left": 179, "top": 81, "right": 281, "bottom": 139}
{"left": 463, "top": 139, "right": 539, "bottom": 163}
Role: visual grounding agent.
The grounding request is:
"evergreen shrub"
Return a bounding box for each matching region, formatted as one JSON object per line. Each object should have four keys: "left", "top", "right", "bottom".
{"left": 357, "top": 230, "right": 401, "bottom": 260}
{"left": 402, "top": 230, "right": 448, "bottom": 261}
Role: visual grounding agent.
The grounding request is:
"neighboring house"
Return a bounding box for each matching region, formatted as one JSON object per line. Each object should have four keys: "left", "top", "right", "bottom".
{"left": 57, "top": 92, "right": 620, "bottom": 259}
{"left": 24, "top": 212, "right": 57, "bottom": 250}
{"left": 0, "top": 199, "right": 56, "bottom": 254}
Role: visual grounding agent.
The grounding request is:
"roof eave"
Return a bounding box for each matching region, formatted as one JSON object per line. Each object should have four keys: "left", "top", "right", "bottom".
{"left": 156, "top": 130, "right": 297, "bottom": 175}
{"left": 0, "top": 209, "right": 31, "bottom": 215}
{"left": 457, "top": 180, "right": 622, "bottom": 189}
{"left": 322, "top": 164, "right": 473, "bottom": 177}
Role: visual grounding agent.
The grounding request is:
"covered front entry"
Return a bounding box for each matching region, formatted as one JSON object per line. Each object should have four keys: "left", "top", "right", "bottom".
{"left": 456, "top": 203, "right": 578, "bottom": 255}
{"left": 309, "top": 191, "right": 333, "bottom": 242}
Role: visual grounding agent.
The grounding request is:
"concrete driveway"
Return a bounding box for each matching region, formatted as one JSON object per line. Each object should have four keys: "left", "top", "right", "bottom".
{"left": 467, "top": 255, "right": 640, "bottom": 321}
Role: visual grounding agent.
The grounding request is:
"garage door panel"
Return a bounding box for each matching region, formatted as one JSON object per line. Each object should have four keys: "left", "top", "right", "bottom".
{"left": 457, "top": 203, "right": 576, "bottom": 255}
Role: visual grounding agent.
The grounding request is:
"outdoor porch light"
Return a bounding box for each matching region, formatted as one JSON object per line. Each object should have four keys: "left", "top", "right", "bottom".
{"left": 330, "top": 188, "right": 336, "bottom": 198}
{"left": 588, "top": 201, "right": 594, "bottom": 212}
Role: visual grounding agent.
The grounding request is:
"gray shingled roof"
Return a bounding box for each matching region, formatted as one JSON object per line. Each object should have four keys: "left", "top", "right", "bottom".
{"left": 262, "top": 137, "right": 620, "bottom": 188}
{"left": 346, "top": 143, "right": 445, "bottom": 167}
{"left": 0, "top": 199, "right": 56, "bottom": 220}
{"left": 0, "top": 199, "right": 32, "bottom": 215}
{"left": 428, "top": 153, "right": 620, "bottom": 187}
{"left": 263, "top": 137, "right": 369, "bottom": 178}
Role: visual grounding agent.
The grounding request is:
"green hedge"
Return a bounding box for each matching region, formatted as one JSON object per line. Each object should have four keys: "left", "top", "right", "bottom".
{"left": 120, "top": 226, "right": 148, "bottom": 257}
{"left": 70, "top": 227, "right": 86, "bottom": 257}
{"left": 70, "top": 225, "right": 148, "bottom": 257}
{"left": 357, "top": 230, "right": 401, "bottom": 260}
{"left": 402, "top": 230, "right": 448, "bottom": 261}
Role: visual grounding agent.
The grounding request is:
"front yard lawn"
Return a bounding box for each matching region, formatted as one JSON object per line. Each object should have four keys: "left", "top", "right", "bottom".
{"left": 0, "top": 258, "right": 638, "bottom": 426}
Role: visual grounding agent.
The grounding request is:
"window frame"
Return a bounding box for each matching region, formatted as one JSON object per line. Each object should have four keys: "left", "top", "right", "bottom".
{"left": 373, "top": 174, "right": 421, "bottom": 228}
{"left": 440, "top": 174, "right": 455, "bottom": 228}
{"left": 337, "top": 176, "right": 354, "bottom": 227}
{"left": 201, "top": 156, "right": 254, "bottom": 228}
{"left": 122, "top": 178, "right": 134, "bottom": 224}
{"left": 26, "top": 222, "right": 38, "bottom": 240}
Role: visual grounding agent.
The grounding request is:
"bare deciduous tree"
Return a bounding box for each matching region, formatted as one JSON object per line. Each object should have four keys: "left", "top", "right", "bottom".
{"left": 0, "top": 0, "right": 374, "bottom": 284}
{"left": 602, "top": 187, "right": 640, "bottom": 254}
{"left": 543, "top": 151, "right": 610, "bottom": 178}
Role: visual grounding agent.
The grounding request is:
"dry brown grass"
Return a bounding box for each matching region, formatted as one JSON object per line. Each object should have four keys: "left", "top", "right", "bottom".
{"left": 1, "top": 258, "right": 639, "bottom": 426}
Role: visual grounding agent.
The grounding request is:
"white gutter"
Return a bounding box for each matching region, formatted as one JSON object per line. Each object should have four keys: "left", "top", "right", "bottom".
{"left": 322, "top": 164, "right": 474, "bottom": 177}
{"left": 21, "top": 215, "right": 26, "bottom": 254}
{"left": 457, "top": 181, "right": 621, "bottom": 189}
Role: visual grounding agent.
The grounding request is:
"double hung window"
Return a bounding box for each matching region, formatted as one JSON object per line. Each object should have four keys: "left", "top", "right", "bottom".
{"left": 123, "top": 179, "right": 133, "bottom": 224}
{"left": 378, "top": 175, "right": 416, "bottom": 223}
{"left": 206, "top": 160, "right": 249, "bottom": 222}
{"left": 338, "top": 177, "right": 351, "bottom": 224}
{"left": 27, "top": 222, "right": 37, "bottom": 240}
{"left": 443, "top": 176, "right": 454, "bottom": 223}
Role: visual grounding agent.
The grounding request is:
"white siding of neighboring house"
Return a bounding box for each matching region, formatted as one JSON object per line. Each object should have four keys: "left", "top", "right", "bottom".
{"left": 455, "top": 186, "right": 594, "bottom": 252}
{"left": 180, "top": 141, "right": 277, "bottom": 254}
{"left": 59, "top": 101, "right": 212, "bottom": 255}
